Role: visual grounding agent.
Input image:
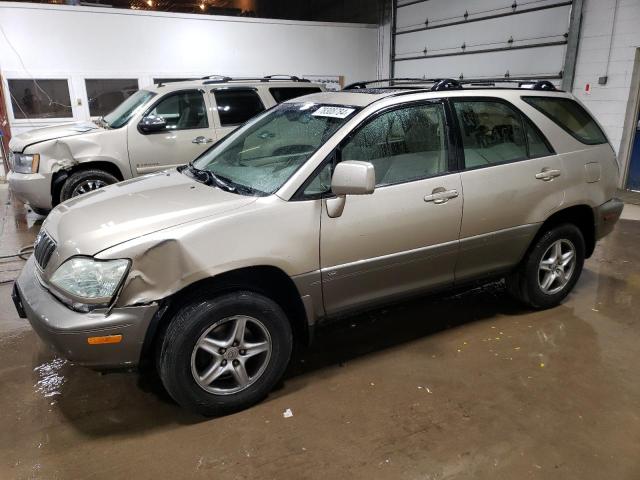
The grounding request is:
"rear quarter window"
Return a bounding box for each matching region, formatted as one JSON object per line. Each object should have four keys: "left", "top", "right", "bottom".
{"left": 522, "top": 96, "right": 608, "bottom": 145}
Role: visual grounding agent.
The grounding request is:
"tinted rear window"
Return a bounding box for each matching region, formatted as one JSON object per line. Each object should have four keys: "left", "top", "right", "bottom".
{"left": 213, "top": 89, "right": 265, "bottom": 126}
{"left": 522, "top": 96, "right": 608, "bottom": 145}
{"left": 269, "top": 87, "right": 322, "bottom": 103}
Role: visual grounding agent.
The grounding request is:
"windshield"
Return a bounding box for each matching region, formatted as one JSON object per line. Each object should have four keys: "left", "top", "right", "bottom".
{"left": 192, "top": 102, "right": 357, "bottom": 195}
{"left": 103, "top": 90, "right": 156, "bottom": 128}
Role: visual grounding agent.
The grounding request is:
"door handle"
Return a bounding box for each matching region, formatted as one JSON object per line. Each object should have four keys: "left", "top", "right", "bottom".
{"left": 192, "top": 136, "right": 213, "bottom": 144}
{"left": 424, "top": 188, "right": 459, "bottom": 204}
{"left": 535, "top": 168, "right": 561, "bottom": 181}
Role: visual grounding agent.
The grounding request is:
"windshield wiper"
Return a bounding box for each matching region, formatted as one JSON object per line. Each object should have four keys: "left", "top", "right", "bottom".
{"left": 187, "top": 162, "right": 236, "bottom": 193}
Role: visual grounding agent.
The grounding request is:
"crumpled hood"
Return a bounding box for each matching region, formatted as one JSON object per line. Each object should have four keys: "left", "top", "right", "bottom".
{"left": 9, "top": 122, "right": 101, "bottom": 152}
{"left": 42, "top": 170, "right": 257, "bottom": 265}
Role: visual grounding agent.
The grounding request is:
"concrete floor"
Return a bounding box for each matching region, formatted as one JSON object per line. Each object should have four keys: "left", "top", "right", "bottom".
{"left": 1, "top": 184, "right": 639, "bottom": 479}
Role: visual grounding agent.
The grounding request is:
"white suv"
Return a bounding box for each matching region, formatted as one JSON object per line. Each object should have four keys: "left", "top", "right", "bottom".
{"left": 7, "top": 75, "right": 324, "bottom": 214}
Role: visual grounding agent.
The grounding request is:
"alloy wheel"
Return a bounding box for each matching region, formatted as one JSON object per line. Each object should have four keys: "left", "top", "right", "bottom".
{"left": 538, "top": 239, "right": 576, "bottom": 295}
{"left": 71, "top": 179, "right": 108, "bottom": 197}
{"left": 190, "top": 315, "right": 272, "bottom": 395}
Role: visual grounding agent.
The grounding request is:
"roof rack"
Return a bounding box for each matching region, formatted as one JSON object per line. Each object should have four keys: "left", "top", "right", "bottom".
{"left": 343, "top": 77, "right": 560, "bottom": 92}
{"left": 200, "top": 75, "right": 310, "bottom": 85}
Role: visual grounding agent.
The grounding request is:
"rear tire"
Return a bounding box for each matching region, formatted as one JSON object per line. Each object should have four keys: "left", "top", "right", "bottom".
{"left": 158, "top": 291, "right": 293, "bottom": 416}
{"left": 60, "top": 169, "right": 118, "bottom": 201}
{"left": 507, "top": 224, "right": 585, "bottom": 309}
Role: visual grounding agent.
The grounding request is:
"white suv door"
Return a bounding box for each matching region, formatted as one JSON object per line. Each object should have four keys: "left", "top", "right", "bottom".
{"left": 127, "top": 89, "right": 216, "bottom": 175}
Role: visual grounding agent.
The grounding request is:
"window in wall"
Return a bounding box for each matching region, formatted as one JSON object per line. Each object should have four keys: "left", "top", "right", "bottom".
{"left": 341, "top": 103, "right": 449, "bottom": 186}
{"left": 453, "top": 100, "right": 528, "bottom": 168}
{"left": 86, "top": 79, "right": 139, "bottom": 117}
{"left": 522, "top": 96, "right": 608, "bottom": 145}
{"left": 146, "top": 90, "right": 208, "bottom": 130}
{"left": 213, "top": 89, "right": 265, "bottom": 126}
{"left": 8, "top": 79, "right": 72, "bottom": 119}
{"left": 269, "top": 87, "right": 323, "bottom": 103}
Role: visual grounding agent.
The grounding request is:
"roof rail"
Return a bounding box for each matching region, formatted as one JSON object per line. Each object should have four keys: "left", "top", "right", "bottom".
{"left": 343, "top": 77, "right": 435, "bottom": 90}
{"left": 200, "top": 75, "right": 311, "bottom": 85}
{"left": 343, "top": 76, "right": 561, "bottom": 92}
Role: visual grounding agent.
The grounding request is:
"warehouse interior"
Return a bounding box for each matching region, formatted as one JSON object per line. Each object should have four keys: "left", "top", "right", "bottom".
{"left": 0, "top": 0, "right": 639, "bottom": 478}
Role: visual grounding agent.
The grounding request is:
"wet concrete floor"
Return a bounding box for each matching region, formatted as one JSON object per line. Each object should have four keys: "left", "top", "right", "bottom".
{"left": 0, "top": 184, "right": 639, "bottom": 479}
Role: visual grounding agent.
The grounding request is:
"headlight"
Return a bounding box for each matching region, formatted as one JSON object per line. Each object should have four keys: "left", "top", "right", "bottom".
{"left": 10, "top": 152, "right": 40, "bottom": 174}
{"left": 50, "top": 257, "right": 129, "bottom": 302}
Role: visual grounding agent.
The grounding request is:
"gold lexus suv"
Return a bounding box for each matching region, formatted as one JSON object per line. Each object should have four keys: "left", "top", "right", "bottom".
{"left": 12, "top": 78, "right": 623, "bottom": 416}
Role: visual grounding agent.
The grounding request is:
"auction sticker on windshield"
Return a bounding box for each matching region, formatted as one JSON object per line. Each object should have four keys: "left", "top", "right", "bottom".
{"left": 312, "top": 106, "right": 355, "bottom": 119}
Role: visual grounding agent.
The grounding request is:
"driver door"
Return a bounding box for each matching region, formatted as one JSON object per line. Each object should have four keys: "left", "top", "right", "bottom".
{"left": 127, "top": 89, "right": 216, "bottom": 175}
{"left": 316, "top": 101, "right": 463, "bottom": 315}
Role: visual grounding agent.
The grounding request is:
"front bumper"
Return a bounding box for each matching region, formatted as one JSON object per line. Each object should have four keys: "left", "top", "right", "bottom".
{"left": 14, "top": 256, "right": 158, "bottom": 369}
{"left": 7, "top": 170, "right": 53, "bottom": 210}
{"left": 594, "top": 197, "right": 624, "bottom": 240}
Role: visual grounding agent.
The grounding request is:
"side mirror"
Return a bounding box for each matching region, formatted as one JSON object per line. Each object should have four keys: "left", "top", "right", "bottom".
{"left": 331, "top": 160, "right": 375, "bottom": 196}
{"left": 138, "top": 114, "right": 167, "bottom": 133}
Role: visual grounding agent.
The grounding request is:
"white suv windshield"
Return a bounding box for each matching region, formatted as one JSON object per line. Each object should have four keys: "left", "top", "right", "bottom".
{"left": 192, "top": 102, "right": 357, "bottom": 195}
{"left": 103, "top": 90, "right": 156, "bottom": 128}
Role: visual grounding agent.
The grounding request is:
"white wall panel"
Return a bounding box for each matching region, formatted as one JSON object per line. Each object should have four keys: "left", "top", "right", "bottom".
{"left": 395, "top": 44, "right": 567, "bottom": 79}
{"left": 572, "top": 0, "right": 640, "bottom": 186}
{"left": 0, "top": 2, "right": 378, "bottom": 134}
{"left": 392, "top": 0, "right": 571, "bottom": 80}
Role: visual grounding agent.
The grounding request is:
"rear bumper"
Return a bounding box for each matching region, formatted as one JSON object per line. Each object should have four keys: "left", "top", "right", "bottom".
{"left": 7, "top": 170, "right": 53, "bottom": 210}
{"left": 594, "top": 197, "right": 624, "bottom": 240}
{"left": 14, "top": 256, "right": 158, "bottom": 369}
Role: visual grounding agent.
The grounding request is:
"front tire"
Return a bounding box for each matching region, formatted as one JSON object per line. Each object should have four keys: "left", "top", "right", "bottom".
{"left": 158, "top": 291, "right": 293, "bottom": 416}
{"left": 60, "top": 169, "right": 118, "bottom": 201}
{"left": 507, "top": 224, "right": 585, "bottom": 309}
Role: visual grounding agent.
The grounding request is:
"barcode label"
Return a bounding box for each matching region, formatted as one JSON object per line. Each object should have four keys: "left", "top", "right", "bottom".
{"left": 312, "top": 106, "right": 355, "bottom": 119}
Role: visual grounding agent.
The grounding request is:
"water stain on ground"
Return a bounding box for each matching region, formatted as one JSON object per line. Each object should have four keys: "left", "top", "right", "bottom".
{"left": 0, "top": 186, "right": 639, "bottom": 479}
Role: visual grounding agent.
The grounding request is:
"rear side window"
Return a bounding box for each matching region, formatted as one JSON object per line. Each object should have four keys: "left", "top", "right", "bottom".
{"left": 522, "top": 96, "right": 607, "bottom": 145}
{"left": 269, "top": 87, "right": 322, "bottom": 103}
{"left": 453, "top": 100, "right": 528, "bottom": 168}
{"left": 453, "top": 100, "right": 554, "bottom": 169}
{"left": 213, "top": 89, "right": 265, "bottom": 126}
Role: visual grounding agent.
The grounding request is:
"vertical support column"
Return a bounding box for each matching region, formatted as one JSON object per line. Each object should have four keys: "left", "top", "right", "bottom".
{"left": 389, "top": 0, "right": 397, "bottom": 79}
{"left": 561, "top": 0, "right": 584, "bottom": 91}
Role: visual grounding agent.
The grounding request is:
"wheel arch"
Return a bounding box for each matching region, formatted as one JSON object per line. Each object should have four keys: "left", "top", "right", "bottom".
{"left": 139, "top": 265, "right": 310, "bottom": 368}
{"left": 533, "top": 204, "right": 596, "bottom": 258}
{"left": 52, "top": 161, "right": 125, "bottom": 206}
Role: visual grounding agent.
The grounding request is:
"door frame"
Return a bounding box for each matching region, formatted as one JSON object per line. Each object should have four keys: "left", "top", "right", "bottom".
{"left": 619, "top": 48, "right": 640, "bottom": 190}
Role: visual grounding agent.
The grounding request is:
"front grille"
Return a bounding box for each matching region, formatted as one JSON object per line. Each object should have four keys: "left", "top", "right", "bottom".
{"left": 34, "top": 230, "right": 56, "bottom": 269}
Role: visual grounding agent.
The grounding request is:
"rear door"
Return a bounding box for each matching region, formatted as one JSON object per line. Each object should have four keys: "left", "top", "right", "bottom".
{"left": 127, "top": 89, "right": 215, "bottom": 175}
{"left": 209, "top": 87, "right": 267, "bottom": 139}
{"left": 315, "top": 100, "right": 463, "bottom": 315}
{"left": 451, "top": 97, "right": 564, "bottom": 282}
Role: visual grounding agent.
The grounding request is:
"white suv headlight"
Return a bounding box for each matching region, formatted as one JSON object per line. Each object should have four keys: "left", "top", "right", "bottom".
{"left": 10, "top": 152, "right": 40, "bottom": 174}
{"left": 50, "top": 257, "right": 129, "bottom": 301}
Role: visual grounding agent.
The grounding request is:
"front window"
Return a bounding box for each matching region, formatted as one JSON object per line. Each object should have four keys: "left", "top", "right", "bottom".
{"left": 192, "top": 102, "right": 357, "bottom": 195}
{"left": 103, "top": 89, "right": 156, "bottom": 128}
{"left": 145, "top": 90, "right": 208, "bottom": 130}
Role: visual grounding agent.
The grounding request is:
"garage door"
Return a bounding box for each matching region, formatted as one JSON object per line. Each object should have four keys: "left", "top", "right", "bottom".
{"left": 392, "top": 0, "right": 573, "bottom": 85}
